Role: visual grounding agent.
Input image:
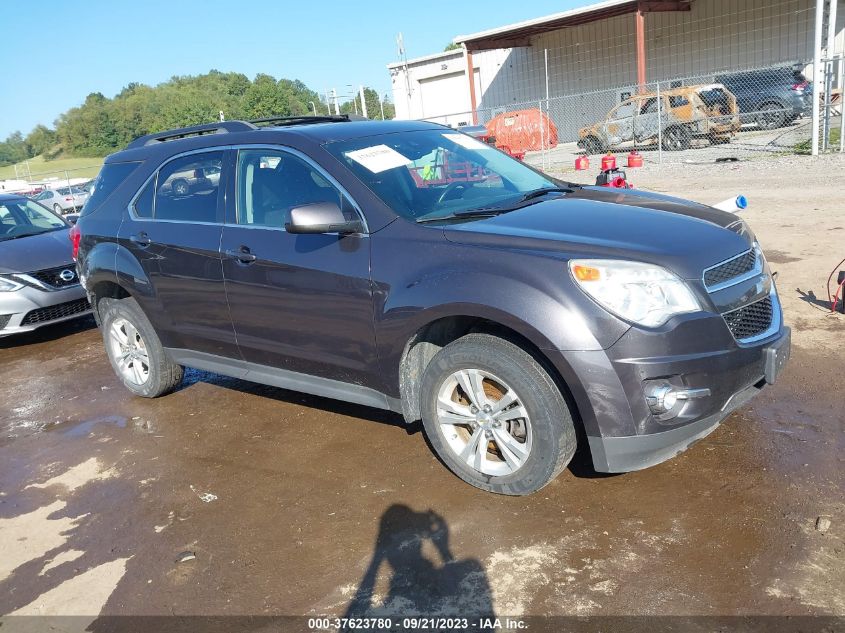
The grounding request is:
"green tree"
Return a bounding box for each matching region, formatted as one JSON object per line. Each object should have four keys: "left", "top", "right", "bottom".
{"left": 0, "top": 131, "right": 28, "bottom": 166}
{"left": 444, "top": 42, "right": 461, "bottom": 51}
{"left": 24, "top": 125, "right": 57, "bottom": 156}
{"left": 41, "top": 71, "right": 330, "bottom": 156}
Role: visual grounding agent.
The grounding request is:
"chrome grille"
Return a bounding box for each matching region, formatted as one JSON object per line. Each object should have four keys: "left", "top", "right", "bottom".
{"left": 722, "top": 296, "right": 773, "bottom": 340}
{"left": 704, "top": 250, "right": 757, "bottom": 288}
{"left": 20, "top": 298, "right": 90, "bottom": 325}
{"left": 28, "top": 264, "right": 79, "bottom": 289}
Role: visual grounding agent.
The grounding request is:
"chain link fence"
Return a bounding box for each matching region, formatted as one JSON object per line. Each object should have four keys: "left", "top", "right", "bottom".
{"left": 419, "top": 57, "right": 843, "bottom": 173}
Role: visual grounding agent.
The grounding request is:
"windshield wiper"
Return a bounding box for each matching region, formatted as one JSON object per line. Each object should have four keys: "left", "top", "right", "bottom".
{"left": 518, "top": 186, "right": 575, "bottom": 202}
{"left": 416, "top": 209, "right": 505, "bottom": 223}
{"left": 416, "top": 186, "right": 578, "bottom": 224}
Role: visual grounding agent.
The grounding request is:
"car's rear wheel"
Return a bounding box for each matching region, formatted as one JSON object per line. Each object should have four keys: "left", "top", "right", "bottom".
{"left": 756, "top": 102, "right": 787, "bottom": 130}
{"left": 662, "top": 126, "right": 691, "bottom": 151}
{"left": 100, "top": 297, "right": 183, "bottom": 397}
{"left": 420, "top": 333, "right": 577, "bottom": 495}
{"left": 53, "top": 204, "right": 62, "bottom": 214}
{"left": 581, "top": 135, "right": 603, "bottom": 155}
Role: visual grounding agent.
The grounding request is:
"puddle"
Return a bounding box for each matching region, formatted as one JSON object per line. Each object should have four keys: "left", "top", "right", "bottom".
{"left": 60, "top": 416, "right": 127, "bottom": 438}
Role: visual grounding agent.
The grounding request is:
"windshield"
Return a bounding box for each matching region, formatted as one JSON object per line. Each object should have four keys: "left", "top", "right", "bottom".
{"left": 0, "top": 198, "right": 67, "bottom": 241}
{"left": 325, "top": 129, "right": 558, "bottom": 222}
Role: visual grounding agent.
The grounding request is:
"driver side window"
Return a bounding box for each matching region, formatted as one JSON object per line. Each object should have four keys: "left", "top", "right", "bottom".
{"left": 236, "top": 149, "right": 346, "bottom": 229}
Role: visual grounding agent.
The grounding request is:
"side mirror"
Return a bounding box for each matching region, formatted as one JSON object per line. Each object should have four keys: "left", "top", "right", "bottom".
{"left": 285, "top": 202, "right": 364, "bottom": 235}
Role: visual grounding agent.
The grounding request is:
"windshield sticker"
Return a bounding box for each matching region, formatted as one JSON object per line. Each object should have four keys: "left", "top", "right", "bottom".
{"left": 345, "top": 145, "right": 412, "bottom": 173}
{"left": 442, "top": 133, "right": 495, "bottom": 150}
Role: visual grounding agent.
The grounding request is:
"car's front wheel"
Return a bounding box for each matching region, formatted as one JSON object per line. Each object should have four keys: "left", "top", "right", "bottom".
{"left": 100, "top": 297, "right": 183, "bottom": 397}
{"left": 420, "top": 333, "right": 577, "bottom": 495}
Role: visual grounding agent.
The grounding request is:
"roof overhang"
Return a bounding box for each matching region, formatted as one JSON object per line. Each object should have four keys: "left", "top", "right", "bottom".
{"left": 454, "top": 0, "right": 692, "bottom": 51}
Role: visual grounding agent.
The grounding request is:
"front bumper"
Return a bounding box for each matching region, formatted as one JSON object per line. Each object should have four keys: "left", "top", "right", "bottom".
{"left": 0, "top": 283, "right": 91, "bottom": 337}
{"left": 558, "top": 310, "right": 791, "bottom": 473}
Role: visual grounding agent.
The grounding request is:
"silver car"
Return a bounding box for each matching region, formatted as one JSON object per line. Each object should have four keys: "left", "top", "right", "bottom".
{"left": 31, "top": 187, "right": 90, "bottom": 214}
{"left": 0, "top": 194, "right": 91, "bottom": 337}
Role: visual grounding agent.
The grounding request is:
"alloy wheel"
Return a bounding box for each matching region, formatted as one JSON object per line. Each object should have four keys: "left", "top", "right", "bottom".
{"left": 108, "top": 317, "right": 150, "bottom": 385}
{"left": 435, "top": 368, "right": 533, "bottom": 476}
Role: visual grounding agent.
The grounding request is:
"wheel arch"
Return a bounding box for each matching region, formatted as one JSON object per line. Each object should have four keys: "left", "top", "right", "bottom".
{"left": 80, "top": 241, "right": 153, "bottom": 323}
{"left": 396, "top": 311, "right": 590, "bottom": 437}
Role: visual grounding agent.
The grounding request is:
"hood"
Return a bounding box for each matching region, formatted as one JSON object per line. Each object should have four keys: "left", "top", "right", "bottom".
{"left": 0, "top": 229, "right": 74, "bottom": 274}
{"left": 442, "top": 188, "right": 750, "bottom": 280}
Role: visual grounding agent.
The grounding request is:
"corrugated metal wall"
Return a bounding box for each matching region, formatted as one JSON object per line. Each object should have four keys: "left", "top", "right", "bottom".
{"left": 476, "top": 0, "right": 818, "bottom": 111}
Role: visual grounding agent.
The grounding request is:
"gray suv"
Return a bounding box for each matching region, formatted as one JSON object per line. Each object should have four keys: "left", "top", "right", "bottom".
{"left": 0, "top": 194, "right": 91, "bottom": 337}
{"left": 75, "top": 117, "right": 790, "bottom": 495}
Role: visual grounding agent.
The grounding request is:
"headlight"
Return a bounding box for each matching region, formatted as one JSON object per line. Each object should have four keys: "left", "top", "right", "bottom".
{"left": 0, "top": 276, "right": 23, "bottom": 292}
{"left": 569, "top": 260, "right": 701, "bottom": 327}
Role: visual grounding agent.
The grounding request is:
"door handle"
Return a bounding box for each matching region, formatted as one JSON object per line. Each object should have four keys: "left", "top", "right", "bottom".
{"left": 129, "top": 232, "right": 151, "bottom": 247}
{"left": 225, "top": 247, "right": 257, "bottom": 264}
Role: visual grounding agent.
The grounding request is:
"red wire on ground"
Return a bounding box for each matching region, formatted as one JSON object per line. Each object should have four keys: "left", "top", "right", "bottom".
{"left": 827, "top": 257, "right": 845, "bottom": 313}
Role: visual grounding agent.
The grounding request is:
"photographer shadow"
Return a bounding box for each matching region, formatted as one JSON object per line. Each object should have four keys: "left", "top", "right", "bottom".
{"left": 343, "top": 504, "right": 495, "bottom": 621}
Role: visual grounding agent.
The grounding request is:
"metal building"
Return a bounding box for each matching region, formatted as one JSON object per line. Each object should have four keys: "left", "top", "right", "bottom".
{"left": 389, "top": 0, "right": 844, "bottom": 141}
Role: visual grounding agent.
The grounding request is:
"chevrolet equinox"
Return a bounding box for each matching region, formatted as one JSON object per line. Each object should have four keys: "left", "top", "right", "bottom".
{"left": 74, "top": 116, "right": 791, "bottom": 495}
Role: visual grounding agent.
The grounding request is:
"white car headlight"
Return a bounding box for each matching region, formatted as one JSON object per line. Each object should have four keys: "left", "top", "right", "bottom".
{"left": 0, "top": 276, "right": 23, "bottom": 292}
{"left": 569, "top": 259, "right": 701, "bottom": 327}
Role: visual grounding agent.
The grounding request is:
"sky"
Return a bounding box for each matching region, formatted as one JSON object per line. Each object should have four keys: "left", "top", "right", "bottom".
{"left": 0, "top": 0, "right": 581, "bottom": 139}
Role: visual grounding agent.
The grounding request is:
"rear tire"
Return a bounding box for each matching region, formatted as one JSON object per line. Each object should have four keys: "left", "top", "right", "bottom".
{"left": 419, "top": 333, "right": 577, "bottom": 495}
{"left": 582, "top": 135, "right": 604, "bottom": 155}
{"left": 99, "top": 297, "right": 183, "bottom": 398}
{"left": 756, "top": 102, "right": 787, "bottom": 130}
{"left": 662, "top": 126, "right": 691, "bottom": 151}
{"left": 53, "top": 204, "right": 62, "bottom": 214}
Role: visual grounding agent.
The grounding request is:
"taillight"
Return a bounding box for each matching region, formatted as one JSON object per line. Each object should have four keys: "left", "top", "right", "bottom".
{"left": 69, "top": 224, "right": 81, "bottom": 260}
{"left": 791, "top": 82, "right": 807, "bottom": 92}
{"left": 65, "top": 197, "right": 73, "bottom": 202}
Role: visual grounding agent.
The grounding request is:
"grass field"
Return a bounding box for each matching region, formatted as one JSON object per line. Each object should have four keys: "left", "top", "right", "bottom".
{"left": 0, "top": 155, "right": 105, "bottom": 182}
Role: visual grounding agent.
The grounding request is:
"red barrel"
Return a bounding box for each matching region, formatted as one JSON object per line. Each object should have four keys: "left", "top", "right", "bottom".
{"left": 601, "top": 153, "right": 616, "bottom": 171}
{"left": 575, "top": 155, "right": 590, "bottom": 171}
{"left": 627, "top": 150, "right": 643, "bottom": 168}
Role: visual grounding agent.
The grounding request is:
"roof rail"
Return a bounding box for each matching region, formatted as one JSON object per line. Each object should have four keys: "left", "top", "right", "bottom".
{"left": 249, "top": 114, "right": 352, "bottom": 127}
{"left": 126, "top": 121, "right": 257, "bottom": 149}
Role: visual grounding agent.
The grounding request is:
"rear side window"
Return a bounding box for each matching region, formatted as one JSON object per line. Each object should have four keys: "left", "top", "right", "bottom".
{"left": 81, "top": 161, "right": 141, "bottom": 217}
{"left": 134, "top": 180, "right": 155, "bottom": 218}
{"left": 669, "top": 95, "right": 689, "bottom": 108}
{"left": 153, "top": 152, "right": 223, "bottom": 223}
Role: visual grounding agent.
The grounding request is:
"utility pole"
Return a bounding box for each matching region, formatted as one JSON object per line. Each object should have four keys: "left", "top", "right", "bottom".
{"left": 331, "top": 88, "right": 339, "bottom": 115}
{"left": 398, "top": 32, "right": 412, "bottom": 118}
{"left": 811, "top": 0, "right": 825, "bottom": 156}
{"left": 379, "top": 94, "right": 386, "bottom": 120}
{"left": 359, "top": 85, "right": 368, "bottom": 118}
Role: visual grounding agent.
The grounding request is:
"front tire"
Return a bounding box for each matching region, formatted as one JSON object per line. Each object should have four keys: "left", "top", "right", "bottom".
{"left": 420, "top": 334, "right": 577, "bottom": 495}
{"left": 100, "top": 297, "right": 183, "bottom": 397}
{"left": 53, "top": 204, "right": 62, "bottom": 214}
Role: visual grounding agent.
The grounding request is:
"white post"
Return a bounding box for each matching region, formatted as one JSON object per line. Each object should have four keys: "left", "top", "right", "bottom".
{"left": 656, "top": 81, "right": 663, "bottom": 165}
{"left": 379, "top": 94, "right": 385, "bottom": 120}
{"left": 66, "top": 170, "right": 75, "bottom": 211}
{"left": 331, "top": 88, "right": 339, "bottom": 115}
{"left": 811, "top": 0, "right": 825, "bottom": 156}
{"left": 359, "top": 85, "right": 368, "bottom": 118}
{"left": 544, "top": 48, "right": 550, "bottom": 109}
{"left": 840, "top": 57, "right": 845, "bottom": 153}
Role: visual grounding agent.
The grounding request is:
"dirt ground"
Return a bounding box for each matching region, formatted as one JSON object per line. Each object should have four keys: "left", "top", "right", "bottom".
{"left": 1, "top": 154, "right": 843, "bottom": 628}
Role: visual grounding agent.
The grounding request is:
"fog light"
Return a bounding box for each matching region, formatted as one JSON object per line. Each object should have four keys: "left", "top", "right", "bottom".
{"left": 645, "top": 383, "right": 676, "bottom": 415}
{"left": 645, "top": 382, "right": 712, "bottom": 416}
